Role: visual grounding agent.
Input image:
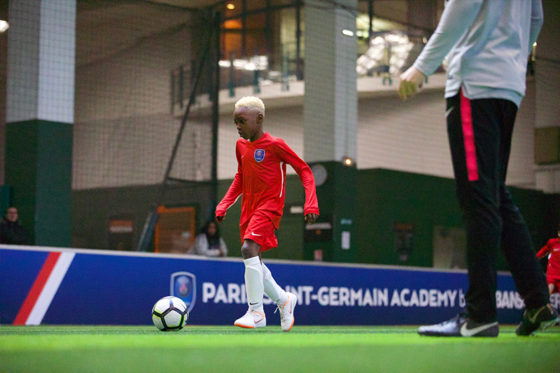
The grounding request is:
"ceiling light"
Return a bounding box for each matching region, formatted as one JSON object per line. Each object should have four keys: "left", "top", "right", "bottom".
{"left": 342, "top": 157, "right": 354, "bottom": 167}
{"left": 226, "top": 3, "right": 235, "bottom": 10}
{"left": 0, "top": 20, "right": 9, "bottom": 33}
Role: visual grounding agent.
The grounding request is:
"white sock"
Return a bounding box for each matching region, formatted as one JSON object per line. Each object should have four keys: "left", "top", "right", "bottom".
{"left": 244, "top": 256, "right": 264, "bottom": 312}
{"left": 262, "top": 263, "right": 288, "bottom": 305}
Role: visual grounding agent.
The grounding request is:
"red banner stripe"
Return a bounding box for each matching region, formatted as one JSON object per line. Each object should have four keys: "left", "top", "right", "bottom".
{"left": 13, "top": 251, "right": 61, "bottom": 325}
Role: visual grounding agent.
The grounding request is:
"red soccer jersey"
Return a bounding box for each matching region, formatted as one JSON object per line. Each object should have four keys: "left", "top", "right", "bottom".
{"left": 216, "top": 132, "right": 319, "bottom": 229}
{"left": 537, "top": 238, "right": 560, "bottom": 279}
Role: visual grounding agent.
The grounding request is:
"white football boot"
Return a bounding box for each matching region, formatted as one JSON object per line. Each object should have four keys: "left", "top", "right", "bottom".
{"left": 234, "top": 309, "right": 266, "bottom": 329}
{"left": 277, "top": 292, "right": 297, "bottom": 332}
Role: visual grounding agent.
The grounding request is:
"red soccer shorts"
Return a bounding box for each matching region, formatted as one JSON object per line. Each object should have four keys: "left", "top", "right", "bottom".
{"left": 240, "top": 213, "right": 278, "bottom": 252}
{"left": 547, "top": 276, "right": 560, "bottom": 293}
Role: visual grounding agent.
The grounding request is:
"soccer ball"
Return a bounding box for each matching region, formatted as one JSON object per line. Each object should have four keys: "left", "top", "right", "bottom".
{"left": 152, "top": 296, "right": 188, "bottom": 331}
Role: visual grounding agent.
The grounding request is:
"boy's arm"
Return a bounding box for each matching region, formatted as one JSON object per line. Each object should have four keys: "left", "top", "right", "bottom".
{"left": 536, "top": 240, "right": 551, "bottom": 259}
{"left": 215, "top": 146, "right": 243, "bottom": 221}
{"left": 275, "top": 139, "right": 319, "bottom": 217}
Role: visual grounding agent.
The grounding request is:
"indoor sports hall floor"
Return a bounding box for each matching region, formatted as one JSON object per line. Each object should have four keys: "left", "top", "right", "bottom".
{"left": 1, "top": 325, "right": 558, "bottom": 373}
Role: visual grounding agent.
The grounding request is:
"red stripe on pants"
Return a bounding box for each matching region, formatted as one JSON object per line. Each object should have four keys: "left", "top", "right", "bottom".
{"left": 13, "top": 252, "right": 61, "bottom": 325}
{"left": 460, "top": 90, "right": 479, "bottom": 181}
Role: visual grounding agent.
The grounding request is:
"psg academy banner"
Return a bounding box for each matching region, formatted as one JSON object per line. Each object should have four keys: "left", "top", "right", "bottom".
{"left": 1, "top": 245, "right": 550, "bottom": 326}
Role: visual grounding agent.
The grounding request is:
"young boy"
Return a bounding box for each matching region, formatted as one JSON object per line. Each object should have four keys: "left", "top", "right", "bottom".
{"left": 216, "top": 96, "right": 319, "bottom": 332}
{"left": 537, "top": 225, "right": 560, "bottom": 296}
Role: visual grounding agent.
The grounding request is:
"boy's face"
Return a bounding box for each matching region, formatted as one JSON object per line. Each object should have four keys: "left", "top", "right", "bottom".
{"left": 233, "top": 106, "right": 263, "bottom": 141}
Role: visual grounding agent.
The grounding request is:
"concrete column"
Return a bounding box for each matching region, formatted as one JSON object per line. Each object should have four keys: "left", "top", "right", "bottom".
{"left": 5, "top": 0, "right": 75, "bottom": 246}
{"left": 303, "top": 0, "right": 357, "bottom": 163}
{"left": 534, "top": 0, "right": 560, "bottom": 193}
{"left": 0, "top": 2, "right": 7, "bottom": 185}
{"left": 303, "top": 0, "right": 357, "bottom": 262}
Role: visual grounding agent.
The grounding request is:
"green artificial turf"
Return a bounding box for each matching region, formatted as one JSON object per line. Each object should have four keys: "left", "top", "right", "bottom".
{"left": 0, "top": 325, "right": 558, "bottom": 373}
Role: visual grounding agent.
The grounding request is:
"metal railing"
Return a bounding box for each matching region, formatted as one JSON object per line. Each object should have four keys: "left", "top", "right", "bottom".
{"left": 170, "top": 32, "right": 436, "bottom": 111}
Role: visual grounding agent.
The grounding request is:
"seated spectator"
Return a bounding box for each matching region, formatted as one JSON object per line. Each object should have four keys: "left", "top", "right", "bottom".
{"left": 0, "top": 206, "right": 31, "bottom": 245}
{"left": 191, "top": 220, "right": 227, "bottom": 257}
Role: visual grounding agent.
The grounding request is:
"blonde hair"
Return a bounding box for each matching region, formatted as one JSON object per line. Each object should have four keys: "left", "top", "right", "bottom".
{"left": 235, "top": 96, "right": 265, "bottom": 117}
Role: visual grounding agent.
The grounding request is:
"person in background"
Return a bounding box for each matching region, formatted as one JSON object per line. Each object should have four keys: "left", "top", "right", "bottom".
{"left": 537, "top": 225, "right": 560, "bottom": 296}
{"left": 398, "top": 0, "right": 557, "bottom": 336}
{"left": 0, "top": 206, "right": 31, "bottom": 245}
{"left": 191, "top": 220, "right": 228, "bottom": 257}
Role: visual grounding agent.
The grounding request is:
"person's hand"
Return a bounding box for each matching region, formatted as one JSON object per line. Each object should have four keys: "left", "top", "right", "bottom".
{"left": 305, "top": 213, "right": 318, "bottom": 225}
{"left": 216, "top": 215, "right": 225, "bottom": 223}
{"left": 398, "top": 66, "right": 426, "bottom": 100}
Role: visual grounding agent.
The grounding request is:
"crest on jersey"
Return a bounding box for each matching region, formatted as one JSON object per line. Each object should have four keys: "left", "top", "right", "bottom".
{"left": 254, "top": 149, "right": 265, "bottom": 162}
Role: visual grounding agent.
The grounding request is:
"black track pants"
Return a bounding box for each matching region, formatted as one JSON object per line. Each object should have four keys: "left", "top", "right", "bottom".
{"left": 446, "top": 90, "right": 549, "bottom": 322}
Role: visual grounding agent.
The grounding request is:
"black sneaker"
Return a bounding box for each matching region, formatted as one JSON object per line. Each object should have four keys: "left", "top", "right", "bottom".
{"left": 418, "top": 314, "right": 499, "bottom": 337}
{"left": 515, "top": 304, "right": 559, "bottom": 336}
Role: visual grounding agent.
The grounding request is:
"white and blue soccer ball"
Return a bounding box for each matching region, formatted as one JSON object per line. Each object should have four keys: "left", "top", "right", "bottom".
{"left": 152, "top": 296, "right": 188, "bottom": 331}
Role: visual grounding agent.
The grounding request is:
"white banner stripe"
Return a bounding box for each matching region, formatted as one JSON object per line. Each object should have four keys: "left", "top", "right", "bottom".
{"left": 26, "top": 252, "right": 75, "bottom": 325}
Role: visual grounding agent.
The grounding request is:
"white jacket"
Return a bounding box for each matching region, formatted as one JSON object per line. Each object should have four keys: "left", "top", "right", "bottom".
{"left": 192, "top": 234, "right": 228, "bottom": 257}
{"left": 414, "top": 0, "right": 543, "bottom": 107}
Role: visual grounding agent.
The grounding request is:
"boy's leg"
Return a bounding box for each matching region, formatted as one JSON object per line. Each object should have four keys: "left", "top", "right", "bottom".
{"left": 262, "top": 263, "right": 297, "bottom": 332}
{"left": 243, "top": 254, "right": 264, "bottom": 313}
{"left": 234, "top": 239, "right": 266, "bottom": 328}
{"left": 262, "top": 263, "right": 288, "bottom": 304}
{"left": 242, "top": 213, "right": 278, "bottom": 310}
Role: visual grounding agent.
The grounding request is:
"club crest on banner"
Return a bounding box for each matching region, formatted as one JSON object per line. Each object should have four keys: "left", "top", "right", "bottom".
{"left": 254, "top": 149, "right": 265, "bottom": 162}
{"left": 170, "top": 272, "right": 196, "bottom": 312}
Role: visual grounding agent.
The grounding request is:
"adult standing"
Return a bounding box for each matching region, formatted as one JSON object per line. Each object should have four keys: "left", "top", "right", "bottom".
{"left": 398, "top": 0, "right": 557, "bottom": 336}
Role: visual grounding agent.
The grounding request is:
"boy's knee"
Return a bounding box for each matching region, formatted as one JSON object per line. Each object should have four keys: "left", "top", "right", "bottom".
{"left": 241, "top": 240, "right": 259, "bottom": 259}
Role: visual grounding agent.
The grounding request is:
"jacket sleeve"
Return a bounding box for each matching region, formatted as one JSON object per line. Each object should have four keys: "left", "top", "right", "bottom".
{"left": 413, "top": 0, "right": 484, "bottom": 77}
{"left": 529, "top": 0, "right": 544, "bottom": 52}
{"left": 216, "top": 144, "right": 243, "bottom": 217}
{"left": 275, "top": 139, "right": 319, "bottom": 216}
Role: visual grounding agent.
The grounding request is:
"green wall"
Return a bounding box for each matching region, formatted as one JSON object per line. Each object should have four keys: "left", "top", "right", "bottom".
{"left": 355, "top": 168, "right": 462, "bottom": 267}
{"left": 354, "top": 169, "right": 556, "bottom": 270}
{"left": 72, "top": 176, "right": 306, "bottom": 255}
{"left": 6, "top": 120, "right": 73, "bottom": 246}
{"left": 72, "top": 168, "right": 558, "bottom": 269}
{"left": 0, "top": 185, "right": 10, "bottom": 217}
{"left": 72, "top": 183, "right": 215, "bottom": 250}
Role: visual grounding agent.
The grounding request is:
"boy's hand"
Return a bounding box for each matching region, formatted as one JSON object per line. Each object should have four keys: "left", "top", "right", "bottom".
{"left": 216, "top": 215, "right": 225, "bottom": 223}
{"left": 305, "top": 213, "right": 318, "bottom": 224}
